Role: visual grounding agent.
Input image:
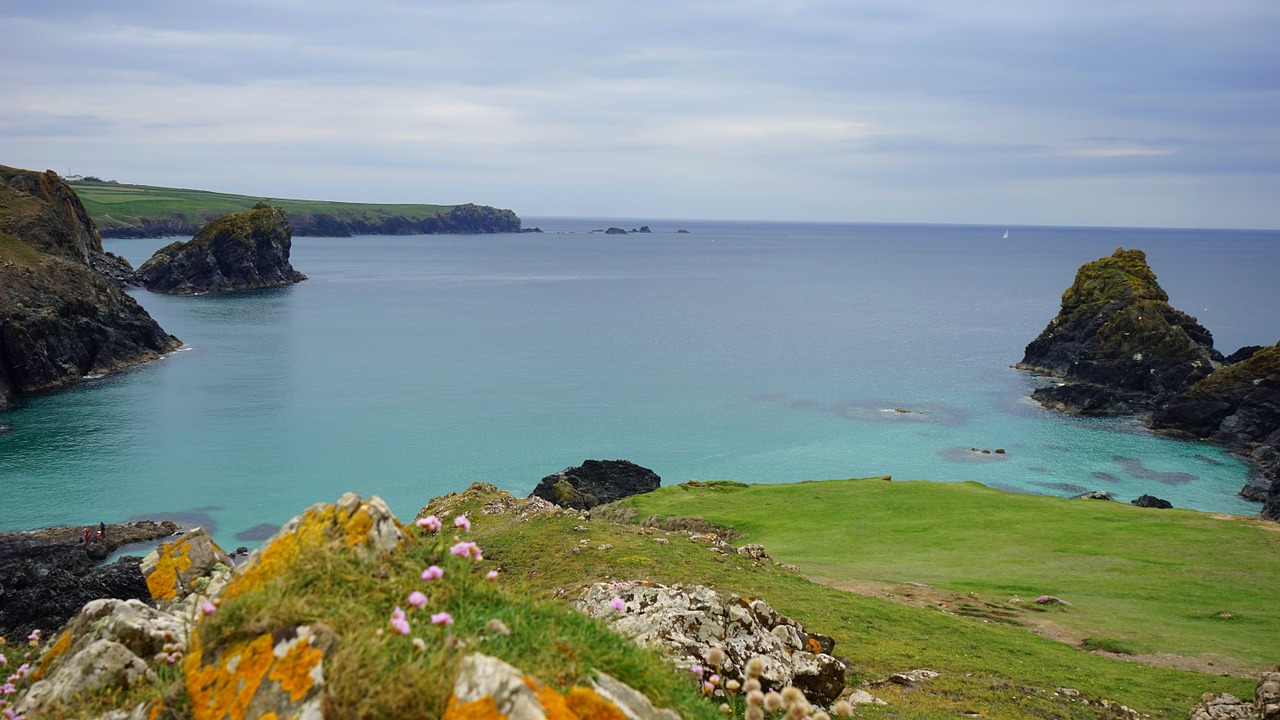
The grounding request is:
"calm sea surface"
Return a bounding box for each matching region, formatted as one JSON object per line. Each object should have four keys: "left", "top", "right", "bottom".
{"left": 2, "top": 219, "right": 1277, "bottom": 549}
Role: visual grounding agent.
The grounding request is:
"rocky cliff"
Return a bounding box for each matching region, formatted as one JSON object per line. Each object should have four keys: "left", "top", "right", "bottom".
{"left": 0, "top": 166, "right": 181, "bottom": 409}
{"left": 137, "top": 202, "right": 306, "bottom": 294}
{"left": 1152, "top": 343, "right": 1280, "bottom": 519}
{"left": 1017, "top": 248, "right": 1222, "bottom": 415}
{"left": 531, "top": 459, "right": 662, "bottom": 510}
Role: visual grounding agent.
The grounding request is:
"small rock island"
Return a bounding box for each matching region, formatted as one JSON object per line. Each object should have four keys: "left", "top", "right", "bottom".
{"left": 138, "top": 202, "right": 306, "bottom": 294}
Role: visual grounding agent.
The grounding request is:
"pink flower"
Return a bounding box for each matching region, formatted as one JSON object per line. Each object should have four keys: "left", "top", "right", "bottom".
{"left": 449, "top": 541, "right": 483, "bottom": 561}
{"left": 408, "top": 591, "right": 428, "bottom": 608}
{"left": 389, "top": 606, "right": 411, "bottom": 635}
{"left": 0, "top": 652, "right": 6, "bottom": 666}
{"left": 691, "top": 665, "right": 704, "bottom": 678}
{"left": 422, "top": 565, "right": 444, "bottom": 581}
{"left": 431, "top": 611, "right": 454, "bottom": 627}
{"left": 702, "top": 681, "right": 715, "bottom": 694}
{"left": 200, "top": 602, "right": 217, "bottom": 616}
{"left": 486, "top": 570, "right": 499, "bottom": 580}
{"left": 609, "top": 598, "right": 626, "bottom": 612}
{"left": 416, "top": 515, "right": 442, "bottom": 533}
{"left": 26, "top": 629, "right": 40, "bottom": 643}
{"left": 454, "top": 515, "right": 471, "bottom": 532}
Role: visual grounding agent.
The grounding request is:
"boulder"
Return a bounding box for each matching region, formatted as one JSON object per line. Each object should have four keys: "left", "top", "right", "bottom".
{"left": 531, "top": 460, "right": 662, "bottom": 510}
{"left": 1131, "top": 494, "right": 1174, "bottom": 509}
{"left": 1018, "top": 248, "right": 1222, "bottom": 411}
{"left": 15, "top": 639, "right": 154, "bottom": 712}
{"left": 137, "top": 202, "right": 306, "bottom": 294}
{"left": 140, "top": 527, "right": 233, "bottom": 603}
{"left": 0, "top": 165, "right": 181, "bottom": 409}
{"left": 574, "top": 581, "right": 846, "bottom": 705}
{"left": 184, "top": 623, "right": 334, "bottom": 720}
{"left": 1188, "top": 672, "right": 1280, "bottom": 720}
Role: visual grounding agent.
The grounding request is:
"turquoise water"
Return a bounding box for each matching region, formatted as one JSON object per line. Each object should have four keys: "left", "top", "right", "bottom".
{"left": 1, "top": 219, "right": 1276, "bottom": 549}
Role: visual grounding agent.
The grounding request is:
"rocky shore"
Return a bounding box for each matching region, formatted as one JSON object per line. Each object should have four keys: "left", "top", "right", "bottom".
{"left": 1018, "top": 248, "right": 1280, "bottom": 519}
{"left": 0, "top": 520, "right": 179, "bottom": 640}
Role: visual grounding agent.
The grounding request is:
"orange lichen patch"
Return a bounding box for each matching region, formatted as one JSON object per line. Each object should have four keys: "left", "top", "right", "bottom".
{"left": 147, "top": 539, "right": 194, "bottom": 600}
{"left": 146, "top": 701, "right": 166, "bottom": 720}
{"left": 29, "top": 628, "right": 74, "bottom": 681}
{"left": 525, "top": 677, "right": 578, "bottom": 720}
{"left": 185, "top": 631, "right": 276, "bottom": 720}
{"left": 267, "top": 635, "right": 325, "bottom": 702}
{"left": 259, "top": 714, "right": 280, "bottom": 720}
{"left": 565, "top": 687, "right": 628, "bottom": 720}
{"left": 442, "top": 694, "right": 506, "bottom": 720}
{"left": 806, "top": 637, "right": 823, "bottom": 654}
{"left": 342, "top": 505, "right": 374, "bottom": 547}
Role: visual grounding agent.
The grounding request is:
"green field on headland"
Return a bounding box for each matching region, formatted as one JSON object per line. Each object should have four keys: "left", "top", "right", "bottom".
{"left": 69, "top": 180, "right": 448, "bottom": 227}
{"left": 609, "top": 478, "right": 1280, "bottom": 673}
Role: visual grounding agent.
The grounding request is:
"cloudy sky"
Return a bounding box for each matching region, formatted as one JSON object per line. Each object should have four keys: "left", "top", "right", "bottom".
{"left": 2, "top": 1, "right": 1277, "bottom": 228}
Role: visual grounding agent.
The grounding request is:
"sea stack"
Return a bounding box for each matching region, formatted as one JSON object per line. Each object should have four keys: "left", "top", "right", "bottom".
{"left": 0, "top": 165, "right": 180, "bottom": 409}
{"left": 138, "top": 202, "right": 306, "bottom": 294}
{"left": 1017, "top": 247, "right": 1221, "bottom": 415}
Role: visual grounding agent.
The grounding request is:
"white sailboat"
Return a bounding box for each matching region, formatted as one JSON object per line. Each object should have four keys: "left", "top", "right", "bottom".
{"left": 1002, "top": 230, "right": 1009, "bottom": 239}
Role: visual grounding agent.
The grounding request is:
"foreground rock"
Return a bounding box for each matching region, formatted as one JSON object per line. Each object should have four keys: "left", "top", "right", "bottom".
{"left": 1018, "top": 248, "right": 1221, "bottom": 414}
{"left": 0, "top": 166, "right": 181, "bottom": 409}
{"left": 575, "top": 581, "right": 847, "bottom": 705}
{"left": 1187, "top": 671, "right": 1280, "bottom": 720}
{"left": 532, "top": 459, "right": 662, "bottom": 510}
{"left": 137, "top": 202, "right": 306, "bottom": 294}
{"left": 0, "top": 520, "right": 179, "bottom": 639}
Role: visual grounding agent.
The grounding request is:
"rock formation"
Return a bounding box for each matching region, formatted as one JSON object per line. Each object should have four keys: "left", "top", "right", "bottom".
{"left": 1187, "top": 671, "right": 1280, "bottom": 720}
{"left": 0, "top": 166, "right": 180, "bottom": 408}
{"left": 1018, "top": 248, "right": 1222, "bottom": 415}
{"left": 1131, "top": 494, "right": 1173, "bottom": 509}
{"left": 0, "top": 520, "right": 179, "bottom": 640}
{"left": 1152, "top": 343, "right": 1280, "bottom": 518}
{"left": 575, "top": 581, "right": 847, "bottom": 705}
{"left": 137, "top": 202, "right": 306, "bottom": 294}
{"left": 531, "top": 459, "right": 662, "bottom": 510}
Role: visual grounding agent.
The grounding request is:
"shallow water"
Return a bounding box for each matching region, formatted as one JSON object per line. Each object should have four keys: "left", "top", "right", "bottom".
{"left": 1, "top": 219, "right": 1276, "bottom": 549}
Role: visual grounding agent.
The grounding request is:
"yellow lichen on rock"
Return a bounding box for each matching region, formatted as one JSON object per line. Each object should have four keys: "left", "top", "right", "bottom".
{"left": 443, "top": 694, "right": 506, "bottom": 720}
{"left": 185, "top": 632, "right": 276, "bottom": 720}
{"left": 185, "top": 624, "right": 332, "bottom": 720}
{"left": 565, "top": 687, "right": 629, "bottom": 720}
{"left": 145, "top": 540, "right": 193, "bottom": 600}
{"left": 27, "top": 628, "right": 73, "bottom": 682}
{"left": 267, "top": 632, "right": 326, "bottom": 702}
{"left": 526, "top": 677, "right": 579, "bottom": 720}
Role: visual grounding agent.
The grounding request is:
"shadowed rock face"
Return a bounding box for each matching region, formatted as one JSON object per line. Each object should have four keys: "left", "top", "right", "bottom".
{"left": 137, "top": 202, "right": 306, "bottom": 294}
{"left": 1018, "top": 248, "right": 1222, "bottom": 414}
{"left": 531, "top": 459, "right": 661, "bottom": 510}
{"left": 0, "top": 166, "right": 181, "bottom": 408}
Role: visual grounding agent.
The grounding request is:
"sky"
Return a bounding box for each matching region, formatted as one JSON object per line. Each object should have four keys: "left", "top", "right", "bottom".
{"left": 2, "top": 1, "right": 1278, "bottom": 228}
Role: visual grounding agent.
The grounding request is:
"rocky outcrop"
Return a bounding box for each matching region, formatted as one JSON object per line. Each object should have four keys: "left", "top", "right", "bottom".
{"left": 531, "top": 459, "right": 662, "bottom": 510}
{"left": 575, "top": 581, "right": 847, "bottom": 705}
{"left": 1187, "top": 671, "right": 1280, "bottom": 720}
{"left": 1018, "top": 248, "right": 1222, "bottom": 414}
{"left": 1152, "top": 343, "right": 1280, "bottom": 516}
{"left": 445, "top": 653, "right": 679, "bottom": 720}
{"left": 1131, "top": 494, "right": 1173, "bottom": 509}
{"left": 137, "top": 202, "right": 306, "bottom": 294}
{"left": 0, "top": 166, "right": 181, "bottom": 408}
{"left": 0, "top": 520, "right": 179, "bottom": 640}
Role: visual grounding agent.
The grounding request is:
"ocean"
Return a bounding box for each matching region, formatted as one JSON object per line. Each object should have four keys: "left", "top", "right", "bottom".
{"left": 1, "top": 219, "right": 1277, "bottom": 550}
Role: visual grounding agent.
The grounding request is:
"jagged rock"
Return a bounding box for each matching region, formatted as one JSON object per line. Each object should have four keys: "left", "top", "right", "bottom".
{"left": 0, "top": 165, "right": 181, "bottom": 408}
{"left": 1030, "top": 382, "right": 1138, "bottom": 417}
{"left": 1131, "top": 494, "right": 1174, "bottom": 509}
{"left": 0, "top": 520, "right": 180, "bottom": 639}
{"left": 531, "top": 460, "right": 662, "bottom": 510}
{"left": 15, "top": 639, "right": 154, "bottom": 712}
{"left": 140, "top": 527, "right": 233, "bottom": 603}
{"left": 1018, "top": 248, "right": 1222, "bottom": 411}
{"left": 1187, "top": 673, "right": 1280, "bottom": 720}
{"left": 605, "top": 227, "right": 628, "bottom": 234}
{"left": 737, "top": 544, "right": 771, "bottom": 561}
{"left": 575, "top": 581, "right": 846, "bottom": 705}
{"left": 1072, "top": 491, "right": 1115, "bottom": 501}
{"left": 137, "top": 202, "right": 306, "bottom": 294}
{"left": 1257, "top": 672, "right": 1280, "bottom": 720}
{"left": 444, "top": 653, "right": 676, "bottom": 720}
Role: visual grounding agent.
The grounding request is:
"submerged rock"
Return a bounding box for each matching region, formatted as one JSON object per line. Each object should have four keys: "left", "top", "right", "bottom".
{"left": 137, "top": 202, "right": 306, "bottom": 294}
{"left": 531, "top": 459, "right": 662, "bottom": 510}
{"left": 1018, "top": 248, "right": 1221, "bottom": 411}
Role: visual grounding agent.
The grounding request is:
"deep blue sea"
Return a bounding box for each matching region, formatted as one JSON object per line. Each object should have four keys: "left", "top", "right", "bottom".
{"left": 2, "top": 219, "right": 1277, "bottom": 550}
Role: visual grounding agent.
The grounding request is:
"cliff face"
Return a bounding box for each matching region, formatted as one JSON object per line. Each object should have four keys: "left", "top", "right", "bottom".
{"left": 1018, "top": 248, "right": 1222, "bottom": 414}
{"left": 0, "top": 166, "right": 181, "bottom": 408}
{"left": 137, "top": 202, "right": 306, "bottom": 294}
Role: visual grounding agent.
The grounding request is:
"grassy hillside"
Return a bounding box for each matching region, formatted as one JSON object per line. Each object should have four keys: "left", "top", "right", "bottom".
{"left": 609, "top": 478, "right": 1280, "bottom": 673}
{"left": 67, "top": 180, "right": 454, "bottom": 235}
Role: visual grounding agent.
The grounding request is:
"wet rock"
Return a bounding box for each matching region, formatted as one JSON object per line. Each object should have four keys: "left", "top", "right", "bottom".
{"left": 1131, "top": 494, "right": 1174, "bottom": 509}
{"left": 531, "top": 459, "right": 662, "bottom": 510}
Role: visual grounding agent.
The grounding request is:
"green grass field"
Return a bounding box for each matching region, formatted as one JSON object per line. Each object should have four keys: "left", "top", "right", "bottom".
{"left": 611, "top": 478, "right": 1280, "bottom": 673}
{"left": 67, "top": 180, "right": 453, "bottom": 231}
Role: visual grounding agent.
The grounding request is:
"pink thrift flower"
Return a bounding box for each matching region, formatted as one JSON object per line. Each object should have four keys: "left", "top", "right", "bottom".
{"left": 431, "top": 611, "right": 454, "bottom": 626}
{"left": 610, "top": 597, "right": 626, "bottom": 612}
{"left": 449, "top": 541, "right": 483, "bottom": 560}
{"left": 422, "top": 565, "right": 444, "bottom": 581}
{"left": 408, "top": 591, "right": 428, "bottom": 608}
{"left": 416, "top": 515, "right": 443, "bottom": 533}
{"left": 702, "top": 681, "right": 715, "bottom": 694}
{"left": 200, "top": 602, "right": 217, "bottom": 616}
{"left": 26, "top": 629, "right": 40, "bottom": 643}
{"left": 454, "top": 514, "right": 471, "bottom": 532}
{"left": 14, "top": 665, "right": 29, "bottom": 679}
{"left": 0, "top": 652, "right": 6, "bottom": 666}
{"left": 390, "top": 606, "right": 411, "bottom": 635}
{"left": 691, "top": 665, "right": 704, "bottom": 678}
{"left": 486, "top": 570, "right": 499, "bottom": 580}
